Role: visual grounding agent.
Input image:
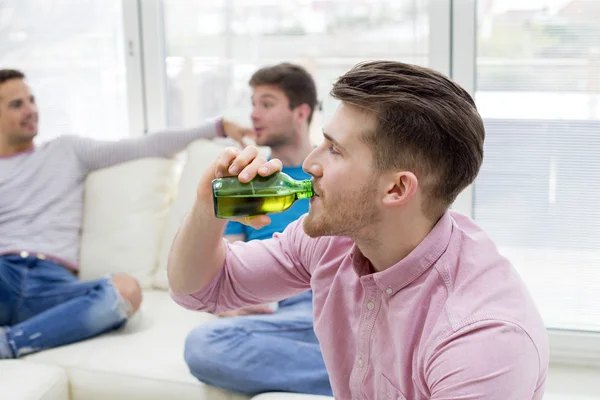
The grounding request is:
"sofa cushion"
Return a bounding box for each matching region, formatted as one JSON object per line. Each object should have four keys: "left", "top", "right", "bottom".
{"left": 152, "top": 139, "right": 225, "bottom": 288}
{"left": 0, "top": 360, "right": 69, "bottom": 400}
{"left": 22, "top": 290, "right": 250, "bottom": 400}
{"left": 79, "top": 158, "right": 177, "bottom": 288}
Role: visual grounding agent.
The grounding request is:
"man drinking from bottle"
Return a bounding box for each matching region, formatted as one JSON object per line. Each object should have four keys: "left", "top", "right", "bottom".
{"left": 168, "top": 61, "right": 549, "bottom": 399}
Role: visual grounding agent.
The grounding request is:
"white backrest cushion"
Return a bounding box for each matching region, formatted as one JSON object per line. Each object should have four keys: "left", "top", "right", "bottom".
{"left": 152, "top": 139, "right": 230, "bottom": 289}
{"left": 79, "top": 158, "right": 177, "bottom": 288}
{"left": 153, "top": 139, "right": 270, "bottom": 289}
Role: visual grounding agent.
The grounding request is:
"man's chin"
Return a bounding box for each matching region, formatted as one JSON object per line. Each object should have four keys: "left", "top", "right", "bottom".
{"left": 10, "top": 132, "right": 37, "bottom": 145}
{"left": 254, "top": 136, "right": 267, "bottom": 146}
{"left": 22, "top": 129, "right": 37, "bottom": 138}
{"left": 302, "top": 214, "right": 329, "bottom": 238}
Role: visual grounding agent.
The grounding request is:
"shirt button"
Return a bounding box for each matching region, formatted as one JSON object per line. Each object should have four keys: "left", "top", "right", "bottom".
{"left": 20, "top": 251, "right": 29, "bottom": 258}
{"left": 367, "top": 301, "right": 375, "bottom": 310}
{"left": 357, "top": 358, "right": 364, "bottom": 368}
{"left": 386, "top": 287, "right": 393, "bottom": 295}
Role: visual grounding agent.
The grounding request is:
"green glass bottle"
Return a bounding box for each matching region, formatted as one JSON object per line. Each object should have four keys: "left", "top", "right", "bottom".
{"left": 212, "top": 172, "right": 314, "bottom": 218}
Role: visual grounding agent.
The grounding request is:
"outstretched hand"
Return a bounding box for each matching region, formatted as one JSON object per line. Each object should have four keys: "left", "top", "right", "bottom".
{"left": 221, "top": 120, "right": 256, "bottom": 147}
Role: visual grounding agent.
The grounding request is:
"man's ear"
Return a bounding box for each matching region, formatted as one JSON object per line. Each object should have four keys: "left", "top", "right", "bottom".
{"left": 381, "top": 171, "right": 419, "bottom": 207}
{"left": 294, "top": 103, "right": 311, "bottom": 123}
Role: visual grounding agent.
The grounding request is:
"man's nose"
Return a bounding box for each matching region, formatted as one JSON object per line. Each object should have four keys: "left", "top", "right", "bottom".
{"left": 25, "top": 102, "right": 38, "bottom": 115}
{"left": 302, "top": 152, "right": 322, "bottom": 178}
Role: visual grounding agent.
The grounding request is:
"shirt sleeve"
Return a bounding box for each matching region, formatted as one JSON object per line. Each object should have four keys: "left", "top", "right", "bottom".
{"left": 170, "top": 217, "right": 315, "bottom": 313}
{"left": 425, "top": 320, "right": 546, "bottom": 400}
{"left": 71, "top": 119, "right": 223, "bottom": 172}
{"left": 224, "top": 220, "right": 245, "bottom": 236}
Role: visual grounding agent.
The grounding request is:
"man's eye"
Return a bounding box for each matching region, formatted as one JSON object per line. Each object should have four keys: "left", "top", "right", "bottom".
{"left": 328, "top": 145, "right": 340, "bottom": 155}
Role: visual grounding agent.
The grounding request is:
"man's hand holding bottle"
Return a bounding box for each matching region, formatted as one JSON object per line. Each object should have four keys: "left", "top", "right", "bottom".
{"left": 197, "top": 146, "right": 283, "bottom": 230}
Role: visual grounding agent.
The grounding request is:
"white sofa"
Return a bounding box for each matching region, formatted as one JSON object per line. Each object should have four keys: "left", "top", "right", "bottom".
{"left": 1, "top": 139, "right": 332, "bottom": 400}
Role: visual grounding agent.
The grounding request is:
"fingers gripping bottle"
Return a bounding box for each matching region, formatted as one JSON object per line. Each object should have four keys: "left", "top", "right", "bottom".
{"left": 211, "top": 172, "right": 314, "bottom": 218}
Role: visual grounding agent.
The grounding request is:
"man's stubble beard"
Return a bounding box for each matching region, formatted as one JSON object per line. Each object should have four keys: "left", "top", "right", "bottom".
{"left": 303, "top": 180, "right": 381, "bottom": 239}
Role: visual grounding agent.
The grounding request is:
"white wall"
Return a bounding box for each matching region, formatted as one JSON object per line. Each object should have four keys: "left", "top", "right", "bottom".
{"left": 546, "top": 363, "right": 600, "bottom": 399}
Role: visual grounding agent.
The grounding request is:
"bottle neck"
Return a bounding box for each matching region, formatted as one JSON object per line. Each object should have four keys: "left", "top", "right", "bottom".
{"left": 295, "top": 180, "right": 314, "bottom": 199}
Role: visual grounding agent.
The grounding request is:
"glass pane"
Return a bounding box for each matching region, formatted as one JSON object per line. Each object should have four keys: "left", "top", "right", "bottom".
{"left": 0, "top": 0, "right": 129, "bottom": 142}
{"left": 163, "top": 0, "right": 430, "bottom": 142}
{"left": 475, "top": 0, "right": 600, "bottom": 331}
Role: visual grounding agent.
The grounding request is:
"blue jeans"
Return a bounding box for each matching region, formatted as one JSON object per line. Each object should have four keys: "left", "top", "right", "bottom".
{"left": 0, "top": 254, "right": 129, "bottom": 358}
{"left": 184, "top": 291, "right": 332, "bottom": 396}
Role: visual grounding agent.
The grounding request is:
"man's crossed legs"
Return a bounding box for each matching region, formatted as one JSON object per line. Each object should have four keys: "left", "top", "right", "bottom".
{"left": 0, "top": 253, "right": 141, "bottom": 358}
{"left": 184, "top": 291, "right": 332, "bottom": 396}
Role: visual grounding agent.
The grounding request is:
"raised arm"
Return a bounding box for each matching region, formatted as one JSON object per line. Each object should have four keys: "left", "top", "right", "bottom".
{"left": 167, "top": 146, "right": 312, "bottom": 312}
{"left": 72, "top": 119, "right": 253, "bottom": 172}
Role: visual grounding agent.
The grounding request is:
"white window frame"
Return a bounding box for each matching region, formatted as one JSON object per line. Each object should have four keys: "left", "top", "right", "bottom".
{"left": 429, "top": 0, "right": 453, "bottom": 76}
{"left": 122, "top": 0, "right": 147, "bottom": 136}
{"left": 122, "top": 0, "right": 168, "bottom": 135}
{"left": 133, "top": 0, "right": 600, "bottom": 367}
{"left": 449, "top": 0, "right": 475, "bottom": 217}
{"left": 138, "top": 0, "right": 168, "bottom": 132}
{"left": 450, "top": 0, "right": 600, "bottom": 367}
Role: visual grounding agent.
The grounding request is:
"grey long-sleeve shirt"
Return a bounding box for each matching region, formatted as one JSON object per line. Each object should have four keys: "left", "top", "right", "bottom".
{"left": 0, "top": 121, "right": 221, "bottom": 269}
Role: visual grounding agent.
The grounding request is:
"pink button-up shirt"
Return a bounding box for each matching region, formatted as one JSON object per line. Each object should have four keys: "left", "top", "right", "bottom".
{"left": 172, "top": 211, "right": 548, "bottom": 399}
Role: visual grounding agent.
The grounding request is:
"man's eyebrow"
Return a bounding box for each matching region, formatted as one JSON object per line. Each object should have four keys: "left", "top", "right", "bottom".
{"left": 257, "top": 94, "right": 278, "bottom": 101}
{"left": 323, "top": 132, "right": 347, "bottom": 152}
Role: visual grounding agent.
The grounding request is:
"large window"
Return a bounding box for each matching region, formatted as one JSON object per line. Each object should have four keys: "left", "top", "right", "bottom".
{"left": 163, "top": 0, "right": 430, "bottom": 142}
{"left": 474, "top": 0, "right": 600, "bottom": 331}
{"left": 0, "top": 0, "right": 130, "bottom": 142}
{"left": 157, "top": 0, "right": 600, "bottom": 336}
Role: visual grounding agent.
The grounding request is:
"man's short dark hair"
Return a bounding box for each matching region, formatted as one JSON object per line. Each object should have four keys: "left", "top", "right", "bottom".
{"left": 331, "top": 60, "right": 485, "bottom": 219}
{"left": 0, "top": 69, "right": 25, "bottom": 85}
{"left": 249, "top": 63, "right": 319, "bottom": 124}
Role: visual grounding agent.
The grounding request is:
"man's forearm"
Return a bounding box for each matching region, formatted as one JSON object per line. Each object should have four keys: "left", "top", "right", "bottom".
{"left": 75, "top": 120, "right": 222, "bottom": 171}
{"left": 168, "top": 193, "right": 228, "bottom": 295}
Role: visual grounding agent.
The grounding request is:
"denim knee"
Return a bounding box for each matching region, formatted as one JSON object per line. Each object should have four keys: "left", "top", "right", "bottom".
{"left": 81, "top": 279, "right": 130, "bottom": 333}
{"left": 184, "top": 323, "right": 221, "bottom": 373}
{"left": 184, "top": 318, "right": 253, "bottom": 377}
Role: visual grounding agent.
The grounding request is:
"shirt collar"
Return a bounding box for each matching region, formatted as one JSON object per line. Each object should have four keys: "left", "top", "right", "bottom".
{"left": 0, "top": 145, "right": 36, "bottom": 159}
{"left": 352, "top": 211, "right": 453, "bottom": 294}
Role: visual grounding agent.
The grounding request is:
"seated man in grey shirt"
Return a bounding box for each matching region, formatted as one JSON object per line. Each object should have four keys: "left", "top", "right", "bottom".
{"left": 0, "top": 69, "right": 251, "bottom": 359}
